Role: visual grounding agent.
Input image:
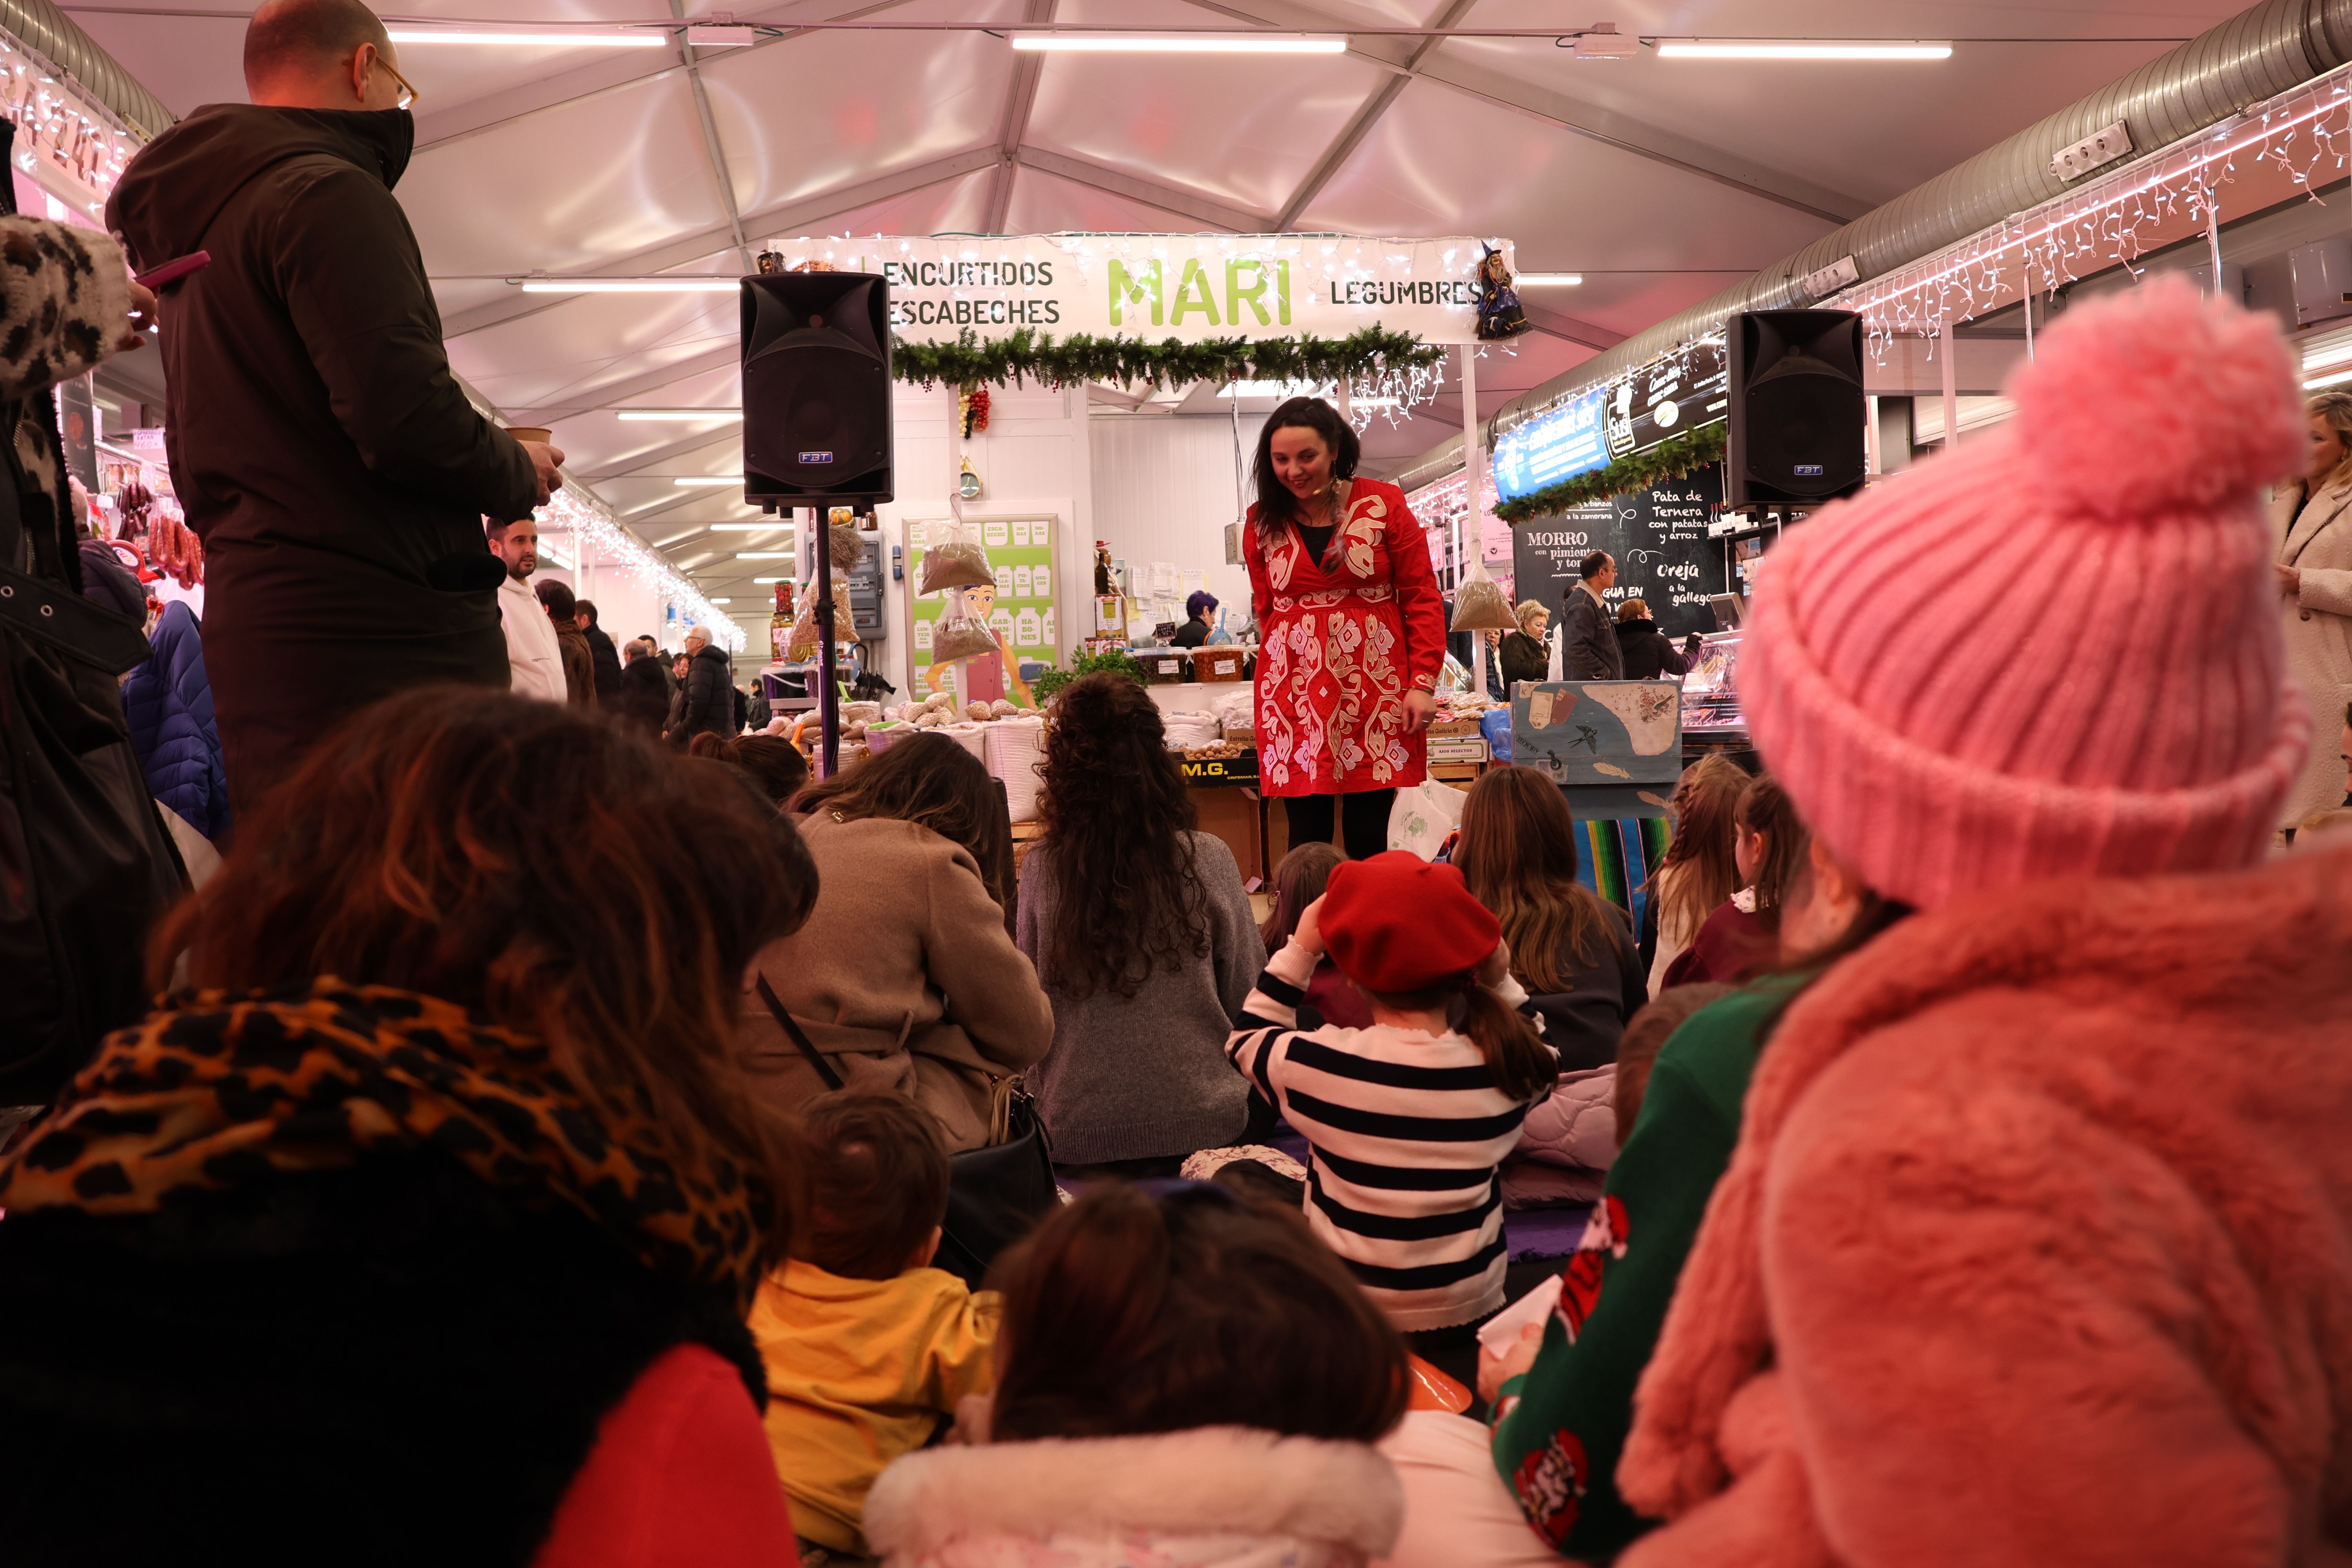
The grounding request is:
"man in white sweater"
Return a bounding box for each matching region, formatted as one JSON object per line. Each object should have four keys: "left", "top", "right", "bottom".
{"left": 488, "top": 515, "right": 563, "bottom": 702}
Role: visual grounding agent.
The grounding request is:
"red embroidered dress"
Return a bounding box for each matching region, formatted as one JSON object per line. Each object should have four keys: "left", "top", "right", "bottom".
{"left": 1244, "top": 477, "right": 1447, "bottom": 798}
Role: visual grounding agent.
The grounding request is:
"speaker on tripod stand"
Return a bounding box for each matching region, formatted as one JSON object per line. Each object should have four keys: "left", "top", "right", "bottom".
{"left": 1726, "top": 309, "right": 1865, "bottom": 511}
{"left": 739, "top": 270, "right": 894, "bottom": 777}
{"left": 741, "top": 270, "right": 894, "bottom": 511}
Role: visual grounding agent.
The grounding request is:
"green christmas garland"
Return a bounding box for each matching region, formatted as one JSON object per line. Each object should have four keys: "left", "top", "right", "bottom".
{"left": 1492, "top": 421, "right": 1728, "bottom": 523}
{"left": 893, "top": 325, "right": 1445, "bottom": 391}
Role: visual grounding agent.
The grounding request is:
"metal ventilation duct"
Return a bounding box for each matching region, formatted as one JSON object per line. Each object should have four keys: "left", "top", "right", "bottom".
{"left": 0, "top": 0, "right": 174, "bottom": 140}
{"left": 1479, "top": 0, "right": 2352, "bottom": 445}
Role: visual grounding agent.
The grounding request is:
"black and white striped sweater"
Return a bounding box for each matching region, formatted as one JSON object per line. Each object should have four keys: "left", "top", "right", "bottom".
{"left": 1226, "top": 938, "right": 1552, "bottom": 1331}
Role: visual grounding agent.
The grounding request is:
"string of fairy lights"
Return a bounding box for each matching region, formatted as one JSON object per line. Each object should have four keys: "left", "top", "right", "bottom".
{"left": 539, "top": 485, "right": 747, "bottom": 651}
{"left": 1490, "top": 59, "right": 2352, "bottom": 456}
{"left": 0, "top": 39, "right": 142, "bottom": 220}
{"left": 1831, "top": 60, "right": 2352, "bottom": 353}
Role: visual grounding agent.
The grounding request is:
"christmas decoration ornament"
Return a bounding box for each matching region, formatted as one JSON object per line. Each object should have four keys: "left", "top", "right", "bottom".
{"left": 1492, "top": 423, "right": 1727, "bottom": 523}
{"left": 895, "top": 325, "right": 1446, "bottom": 400}
{"left": 959, "top": 383, "right": 992, "bottom": 438}
{"left": 1474, "top": 247, "right": 1529, "bottom": 341}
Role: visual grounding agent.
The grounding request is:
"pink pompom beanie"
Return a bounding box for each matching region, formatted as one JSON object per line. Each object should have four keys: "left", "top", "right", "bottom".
{"left": 1741, "top": 278, "right": 2312, "bottom": 911}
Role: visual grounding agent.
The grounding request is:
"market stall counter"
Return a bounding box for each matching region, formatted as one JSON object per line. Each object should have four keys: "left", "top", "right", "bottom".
{"left": 1147, "top": 681, "right": 1274, "bottom": 884}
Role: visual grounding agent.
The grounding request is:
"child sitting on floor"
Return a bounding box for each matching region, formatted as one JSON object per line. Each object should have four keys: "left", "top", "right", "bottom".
{"left": 864, "top": 1182, "right": 1412, "bottom": 1567}
{"left": 1259, "top": 840, "right": 1370, "bottom": 1029}
{"left": 1226, "top": 851, "right": 1557, "bottom": 1340}
{"left": 748, "top": 1091, "right": 1000, "bottom": 1563}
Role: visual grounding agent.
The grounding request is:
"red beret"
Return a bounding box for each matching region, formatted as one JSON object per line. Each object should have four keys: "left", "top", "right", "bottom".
{"left": 1321, "top": 851, "right": 1502, "bottom": 995}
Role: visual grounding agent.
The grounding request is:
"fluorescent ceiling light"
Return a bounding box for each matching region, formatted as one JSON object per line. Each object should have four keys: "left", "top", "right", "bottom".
{"left": 1517, "top": 272, "right": 1583, "bottom": 286}
{"left": 387, "top": 28, "right": 663, "bottom": 46}
{"left": 673, "top": 476, "right": 742, "bottom": 486}
{"left": 523, "top": 278, "right": 736, "bottom": 294}
{"left": 708, "top": 598, "right": 732, "bottom": 604}
{"left": 753, "top": 576, "right": 790, "bottom": 583}
{"left": 736, "top": 551, "right": 793, "bottom": 559}
{"left": 2302, "top": 343, "right": 2352, "bottom": 373}
{"left": 1010, "top": 31, "right": 1344, "bottom": 53}
{"left": 1655, "top": 40, "right": 1952, "bottom": 60}
{"left": 710, "top": 523, "right": 791, "bottom": 531}
{"left": 2305, "top": 367, "right": 2352, "bottom": 389}
{"left": 618, "top": 408, "right": 742, "bottom": 421}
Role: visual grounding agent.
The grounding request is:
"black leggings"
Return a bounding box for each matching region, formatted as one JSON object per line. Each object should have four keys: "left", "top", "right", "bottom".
{"left": 1283, "top": 788, "right": 1396, "bottom": 861}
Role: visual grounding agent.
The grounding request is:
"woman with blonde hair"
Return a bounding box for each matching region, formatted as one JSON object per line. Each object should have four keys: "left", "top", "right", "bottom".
{"left": 1498, "top": 599, "right": 1551, "bottom": 688}
{"left": 1641, "top": 753, "right": 1749, "bottom": 996}
{"left": 2269, "top": 388, "right": 2352, "bottom": 828}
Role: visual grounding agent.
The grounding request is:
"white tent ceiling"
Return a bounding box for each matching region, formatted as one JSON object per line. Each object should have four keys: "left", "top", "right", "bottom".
{"left": 78, "top": 0, "right": 2249, "bottom": 612}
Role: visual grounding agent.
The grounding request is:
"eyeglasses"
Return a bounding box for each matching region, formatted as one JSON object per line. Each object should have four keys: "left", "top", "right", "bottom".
{"left": 376, "top": 53, "right": 419, "bottom": 110}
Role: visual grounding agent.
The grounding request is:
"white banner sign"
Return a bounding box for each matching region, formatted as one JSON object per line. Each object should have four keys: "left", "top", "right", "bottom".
{"left": 763, "top": 233, "right": 1512, "bottom": 345}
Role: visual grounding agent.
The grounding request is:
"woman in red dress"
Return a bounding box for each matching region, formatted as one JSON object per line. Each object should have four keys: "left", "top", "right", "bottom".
{"left": 1243, "top": 397, "right": 1447, "bottom": 858}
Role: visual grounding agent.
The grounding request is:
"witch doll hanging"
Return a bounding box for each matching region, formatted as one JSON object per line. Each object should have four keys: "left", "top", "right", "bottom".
{"left": 1475, "top": 245, "right": 1528, "bottom": 341}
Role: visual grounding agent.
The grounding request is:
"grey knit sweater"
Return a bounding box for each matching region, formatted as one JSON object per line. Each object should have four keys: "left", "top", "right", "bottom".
{"left": 1015, "top": 831, "right": 1266, "bottom": 1165}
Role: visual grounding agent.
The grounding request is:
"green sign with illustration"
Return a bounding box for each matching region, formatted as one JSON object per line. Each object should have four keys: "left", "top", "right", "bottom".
{"left": 908, "top": 517, "right": 1058, "bottom": 703}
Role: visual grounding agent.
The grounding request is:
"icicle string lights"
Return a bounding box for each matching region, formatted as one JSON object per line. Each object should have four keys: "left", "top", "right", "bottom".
{"left": 1492, "top": 61, "right": 2352, "bottom": 436}
{"left": 539, "top": 485, "right": 746, "bottom": 652}
{"left": 0, "top": 38, "right": 145, "bottom": 218}
{"left": 1832, "top": 62, "right": 2352, "bottom": 358}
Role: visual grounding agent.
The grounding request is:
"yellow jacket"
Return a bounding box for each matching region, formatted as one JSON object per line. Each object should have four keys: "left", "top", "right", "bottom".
{"left": 747, "top": 1259, "right": 1001, "bottom": 1553}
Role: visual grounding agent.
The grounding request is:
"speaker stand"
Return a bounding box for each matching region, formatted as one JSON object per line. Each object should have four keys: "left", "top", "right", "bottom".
{"left": 813, "top": 505, "right": 840, "bottom": 778}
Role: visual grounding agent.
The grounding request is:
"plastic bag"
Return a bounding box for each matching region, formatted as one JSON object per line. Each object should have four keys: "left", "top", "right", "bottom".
{"left": 930, "top": 610, "right": 999, "bottom": 664}
{"left": 788, "top": 581, "right": 855, "bottom": 658}
{"left": 1387, "top": 779, "right": 1469, "bottom": 861}
{"left": 826, "top": 508, "right": 867, "bottom": 572}
{"left": 1450, "top": 560, "right": 1515, "bottom": 632}
{"left": 918, "top": 520, "right": 993, "bottom": 594}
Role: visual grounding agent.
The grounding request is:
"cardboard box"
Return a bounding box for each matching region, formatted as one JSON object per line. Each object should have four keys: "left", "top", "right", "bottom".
{"left": 1428, "top": 737, "right": 1490, "bottom": 763}
{"left": 1427, "top": 717, "right": 1481, "bottom": 737}
{"left": 1222, "top": 726, "right": 1258, "bottom": 744}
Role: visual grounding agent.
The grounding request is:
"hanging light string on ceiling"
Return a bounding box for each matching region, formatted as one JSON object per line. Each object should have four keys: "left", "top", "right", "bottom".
{"left": 538, "top": 485, "right": 745, "bottom": 651}
{"left": 52, "top": 9, "right": 2202, "bottom": 48}
{"left": 1829, "top": 61, "right": 2352, "bottom": 364}
{"left": 1484, "top": 60, "right": 2352, "bottom": 448}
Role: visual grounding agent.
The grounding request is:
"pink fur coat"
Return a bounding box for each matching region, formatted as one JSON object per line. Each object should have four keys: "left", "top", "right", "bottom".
{"left": 1615, "top": 846, "right": 2352, "bottom": 1567}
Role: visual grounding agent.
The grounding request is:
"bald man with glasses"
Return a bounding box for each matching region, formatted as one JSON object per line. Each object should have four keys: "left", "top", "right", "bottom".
{"left": 105, "top": 0, "right": 564, "bottom": 815}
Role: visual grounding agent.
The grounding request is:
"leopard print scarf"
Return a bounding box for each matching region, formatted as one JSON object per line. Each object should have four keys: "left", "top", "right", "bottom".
{"left": 0, "top": 980, "right": 769, "bottom": 1308}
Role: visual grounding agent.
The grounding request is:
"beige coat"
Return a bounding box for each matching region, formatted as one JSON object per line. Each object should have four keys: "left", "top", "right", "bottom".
{"left": 741, "top": 811, "right": 1054, "bottom": 1151}
{"left": 2271, "top": 481, "right": 2352, "bottom": 826}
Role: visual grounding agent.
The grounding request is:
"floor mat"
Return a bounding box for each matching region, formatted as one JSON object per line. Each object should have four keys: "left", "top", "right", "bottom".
{"left": 1504, "top": 1203, "right": 1592, "bottom": 1260}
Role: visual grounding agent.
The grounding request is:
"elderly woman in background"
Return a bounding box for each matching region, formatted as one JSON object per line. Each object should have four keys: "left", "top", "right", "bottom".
{"left": 1499, "top": 599, "right": 1551, "bottom": 690}
{"left": 2272, "top": 390, "right": 2352, "bottom": 828}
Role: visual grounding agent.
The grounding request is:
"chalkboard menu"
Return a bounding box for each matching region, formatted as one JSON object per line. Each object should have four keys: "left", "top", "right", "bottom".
{"left": 1510, "top": 463, "right": 1727, "bottom": 644}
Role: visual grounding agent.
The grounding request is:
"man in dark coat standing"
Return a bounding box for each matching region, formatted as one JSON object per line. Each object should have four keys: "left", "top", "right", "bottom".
{"left": 677, "top": 625, "right": 736, "bottom": 746}
{"left": 106, "top": 0, "right": 562, "bottom": 814}
{"left": 575, "top": 599, "right": 623, "bottom": 706}
{"left": 1560, "top": 550, "right": 1624, "bottom": 680}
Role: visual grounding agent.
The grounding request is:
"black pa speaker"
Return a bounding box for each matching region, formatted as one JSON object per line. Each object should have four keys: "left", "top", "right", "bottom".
{"left": 1726, "top": 309, "right": 1865, "bottom": 509}
{"left": 741, "top": 272, "right": 893, "bottom": 510}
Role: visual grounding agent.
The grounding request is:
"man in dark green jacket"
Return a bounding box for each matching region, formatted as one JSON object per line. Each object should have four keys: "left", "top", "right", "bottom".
{"left": 107, "top": 0, "right": 561, "bottom": 813}
{"left": 1486, "top": 978, "right": 1806, "bottom": 1558}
